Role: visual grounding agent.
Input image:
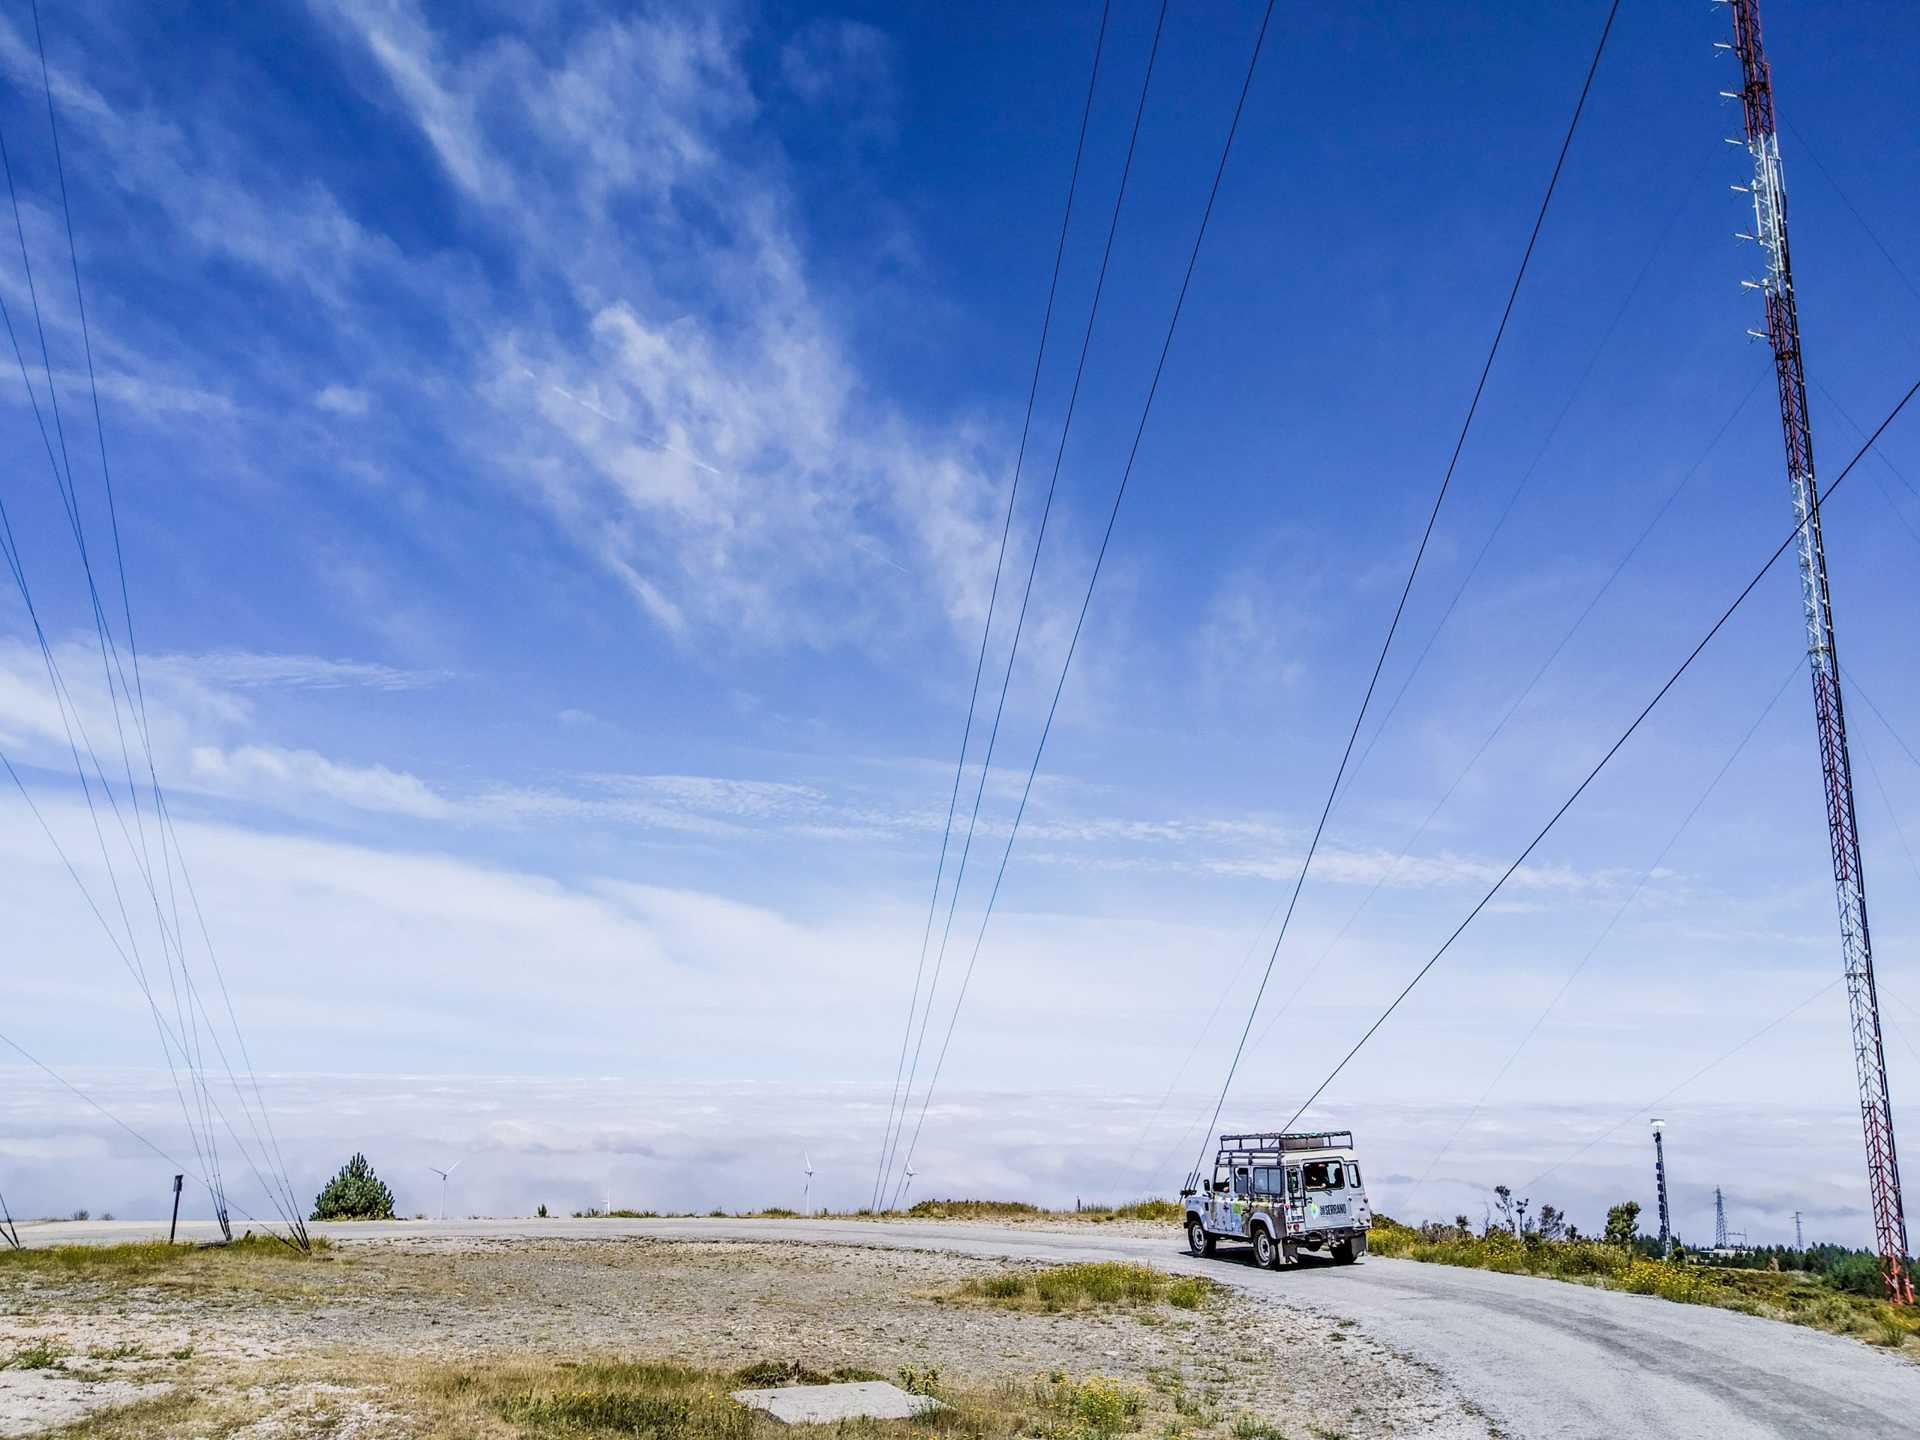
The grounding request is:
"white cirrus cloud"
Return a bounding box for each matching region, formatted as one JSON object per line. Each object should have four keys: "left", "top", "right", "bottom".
{"left": 314, "top": 384, "right": 371, "bottom": 416}
{"left": 188, "top": 742, "right": 450, "bottom": 820}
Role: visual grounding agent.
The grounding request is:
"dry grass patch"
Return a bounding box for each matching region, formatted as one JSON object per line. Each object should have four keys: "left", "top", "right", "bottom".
{"left": 954, "top": 1262, "right": 1214, "bottom": 1316}
{"left": 38, "top": 1350, "right": 1176, "bottom": 1440}
{"left": 0, "top": 1234, "right": 331, "bottom": 1281}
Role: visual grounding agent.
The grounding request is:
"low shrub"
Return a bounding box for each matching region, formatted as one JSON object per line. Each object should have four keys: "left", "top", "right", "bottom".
{"left": 1044, "top": 1375, "right": 1144, "bottom": 1439}
{"left": 896, "top": 1364, "right": 942, "bottom": 1397}
{"left": 572, "top": 1208, "right": 662, "bottom": 1219}
{"left": 906, "top": 1198, "right": 1042, "bottom": 1220}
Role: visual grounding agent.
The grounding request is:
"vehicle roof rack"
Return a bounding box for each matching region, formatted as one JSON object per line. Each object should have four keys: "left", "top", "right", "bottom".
{"left": 1215, "top": 1131, "right": 1354, "bottom": 1155}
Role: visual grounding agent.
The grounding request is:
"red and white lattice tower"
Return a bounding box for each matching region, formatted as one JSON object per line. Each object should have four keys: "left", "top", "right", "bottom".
{"left": 1719, "top": 0, "right": 1911, "bottom": 1302}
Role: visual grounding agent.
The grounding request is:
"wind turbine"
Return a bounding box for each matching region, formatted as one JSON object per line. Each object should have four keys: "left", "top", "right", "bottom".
{"left": 902, "top": 1164, "right": 917, "bottom": 1206}
{"left": 429, "top": 1160, "right": 463, "bottom": 1221}
{"left": 803, "top": 1153, "right": 814, "bottom": 1215}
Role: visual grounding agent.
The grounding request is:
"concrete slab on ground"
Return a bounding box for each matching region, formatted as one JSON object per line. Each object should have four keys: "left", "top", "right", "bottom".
{"left": 730, "top": 1380, "right": 941, "bottom": 1423}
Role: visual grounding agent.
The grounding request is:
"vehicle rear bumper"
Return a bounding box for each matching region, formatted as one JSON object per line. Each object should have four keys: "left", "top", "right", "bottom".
{"left": 1289, "top": 1226, "right": 1369, "bottom": 1248}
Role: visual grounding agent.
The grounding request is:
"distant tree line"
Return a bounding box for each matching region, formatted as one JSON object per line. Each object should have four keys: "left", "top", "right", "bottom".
{"left": 1696, "top": 1242, "right": 1891, "bottom": 1296}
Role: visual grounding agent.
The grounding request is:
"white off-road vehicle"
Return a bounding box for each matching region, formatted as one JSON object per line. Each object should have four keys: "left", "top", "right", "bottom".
{"left": 1180, "top": 1130, "right": 1372, "bottom": 1268}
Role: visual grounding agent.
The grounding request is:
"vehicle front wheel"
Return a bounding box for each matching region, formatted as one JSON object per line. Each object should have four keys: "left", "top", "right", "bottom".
{"left": 1187, "top": 1220, "right": 1215, "bottom": 1257}
{"left": 1253, "top": 1227, "right": 1279, "bottom": 1269}
{"left": 1332, "top": 1238, "right": 1358, "bottom": 1265}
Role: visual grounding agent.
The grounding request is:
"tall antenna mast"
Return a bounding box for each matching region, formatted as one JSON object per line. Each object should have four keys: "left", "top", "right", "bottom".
{"left": 1713, "top": 1186, "right": 1728, "bottom": 1250}
{"left": 1718, "top": 0, "right": 1911, "bottom": 1303}
{"left": 1651, "top": 1118, "right": 1673, "bottom": 1259}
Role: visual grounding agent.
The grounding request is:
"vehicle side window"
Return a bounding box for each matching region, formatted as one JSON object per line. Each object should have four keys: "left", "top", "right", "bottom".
{"left": 1349, "top": 1163, "right": 1363, "bottom": 1189}
{"left": 1252, "top": 1167, "right": 1282, "bottom": 1195}
{"left": 1286, "top": 1169, "right": 1301, "bottom": 1197}
{"left": 1233, "top": 1167, "right": 1253, "bottom": 1196}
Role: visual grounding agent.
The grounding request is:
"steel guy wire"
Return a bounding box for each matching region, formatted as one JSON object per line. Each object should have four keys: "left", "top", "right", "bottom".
{"left": 0, "top": 749, "right": 302, "bottom": 1234}
{"left": 874, "top": 0, "right": 1115, "bottom": 1212}
{"left": 884, "top": 0, "right": 1172, "bottom": 1207}
{"left": 0, "top": 504, "right": 221, "bottom": 1205}
{"left": 1854, "top": 729, "right": 1920, "bottom": 898}
{"left": 1332, "top": 137, "right": 1724, "bottom": 819}
{"left": 1186, "top": 0, "right": 1626, "bottom": 1190}
{"left": 1238, "top": 369, "right": 1771, "bottom": 1066}
{"left": 0, "top": 1025, "right": 304, "bottom": 1249}
{"left": 1282, "top": 375, "right": 1920, "bottom": 1135}
{"left": 1522, "top": 976, "right": 1844, "bottom": 1195}
{"left": 1409, "top": 651, "right": 1803, "bottom": 1201}
{"left": 7, "top": 12, "right": 304, "bottom": 1229}
{"left": 1121, "top": 152, "right": 1751, "bottom": 1198}
{"left": 0, "top": 103, "right": 229, "bottom": 1217}
{"left": 1842, "top": 669, "right": 1920, "bottom": 778}
{"left": 888, "top": 0, "right": 1286, "bottom": 1208}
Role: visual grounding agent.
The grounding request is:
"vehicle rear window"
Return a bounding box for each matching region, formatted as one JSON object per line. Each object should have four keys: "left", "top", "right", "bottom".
{"left": 1302, "top": 1160, "right": 1346, "bottom": 1191}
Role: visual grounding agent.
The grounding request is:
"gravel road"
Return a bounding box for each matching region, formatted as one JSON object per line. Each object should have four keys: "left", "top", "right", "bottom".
{"left": 21, "top": 1215, "right": 1920, "bottom": 1438}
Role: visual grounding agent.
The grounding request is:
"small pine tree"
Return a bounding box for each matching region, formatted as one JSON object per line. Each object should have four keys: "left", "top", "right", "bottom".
{"left": 1492, "top": 1185, "right": 1516, "bottom": 1234}
{"left": 311, "top": 1153, "right": 395, "bottom": 1221}
{"left": 1604, "top": 1199, "right": 1641, "bottom": 1248}
{"left": 1536, "top": 1203, "right": 1566, "bottom": 1241}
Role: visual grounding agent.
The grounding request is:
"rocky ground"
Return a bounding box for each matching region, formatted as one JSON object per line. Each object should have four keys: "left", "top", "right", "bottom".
{"left": 0, "top": 1229, "right": 1490, "bottom": 1438}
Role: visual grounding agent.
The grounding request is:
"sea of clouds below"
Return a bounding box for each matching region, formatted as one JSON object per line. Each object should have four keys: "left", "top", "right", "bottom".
{"left": 0, "top": 1069, "right": 1884, "bottom": 1253}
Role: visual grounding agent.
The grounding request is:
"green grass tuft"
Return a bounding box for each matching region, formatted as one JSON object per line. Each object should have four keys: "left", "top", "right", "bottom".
{"left": 3, "top": 1338, "right": 68, "bottom": 1371}
{"left": 731, "top": 1359, "right": 886, "bottom": 1387}
{"left": 958, "top": 1262, "right": 1215, "bottom": 1316}
{"left": 1067, "top": 1199, "right": 1185, "bottom": 1224}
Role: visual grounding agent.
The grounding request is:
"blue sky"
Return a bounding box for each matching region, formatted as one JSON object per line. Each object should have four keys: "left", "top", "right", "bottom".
{"left": 2, "top": 0, "right": 1918, "bottom": 1245}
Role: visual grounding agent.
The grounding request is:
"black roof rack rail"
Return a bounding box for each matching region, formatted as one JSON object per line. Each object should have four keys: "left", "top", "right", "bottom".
{"left": 1214, "top": 1131, "right": 1355, "bottom": 1154}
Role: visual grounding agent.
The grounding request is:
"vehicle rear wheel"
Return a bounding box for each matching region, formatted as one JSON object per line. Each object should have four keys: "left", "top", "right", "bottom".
{"left": 1253, "top": 1227, "right": 1279, "bottom": 1269}
{"left": 1187, "top": 1220, "right": 1215, "bottom": 1257}
{"left": 1332, "top": 1238, "right": 1358, "bottom": 1265}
